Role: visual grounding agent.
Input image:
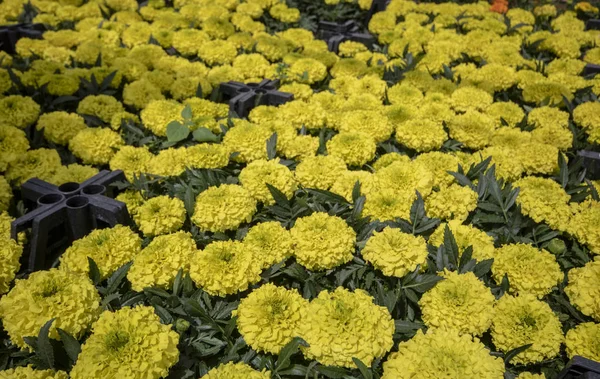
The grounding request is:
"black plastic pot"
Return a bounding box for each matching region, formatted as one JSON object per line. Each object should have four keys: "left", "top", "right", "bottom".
{"left": 366, "top": 0, "right": 390, "bottom": 22}
{"left": 585, "top": 19, "right": 600, "bottom": 30}
{"left": 317, "top": 20, "right": 375, "bottom": 53}
{"left": 219, "top": 79, "right": 294, "bottom": 118}
{"left": 11, "top": 170, "right": 131, "bottom": 272}
{"left": 0, "top": 23, "right": 45, "bottom": 54}
{"left": 557, "top": 356, "right": 600, "bottom": 379}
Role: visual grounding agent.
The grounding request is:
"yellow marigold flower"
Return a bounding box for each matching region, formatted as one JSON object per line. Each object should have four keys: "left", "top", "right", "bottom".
{"left": 203, "top": 362, "right": 270, "bottom": 379}
{"left": 361, "top": 227, "right": 428, "bottom": 277}
{"left": 291, "top": 212, "right": 355, "bottom": 271}
{"left": 573, "top": 101, "right": 600, "bottom": 143}
{"left": 76, "top": 95, "right": 124, "bottom": 123}
{"left": 232, "top": 54, "right": 271, "bottom": 79}
{"left": 0, "top": 124, "right": 29, "bottom": 172}
{"left": 127, "top": 231, "right": 196, "bottom": 292}
{"left": 112, "top": 57, "right": 148, "bottom": 82}
{"left": 115, "top": 190, "right": 145, "bottom": 217}
{"left": 382, "top": 329, "right": 504, "bottom": 379}
{"left": 222, "top": 122, "right": 272, "bottom": 163}
{"left": 189, "top": 240, "right": 261, "bottom": 296}
{"left": 234, "top": 283, "right": 308, "bottom": 354}
{"left": 243, "top": 221, "right": 293, "bottom": 269}
{"left": 534, "top": 4, "right": 557, "bottom": 17}
{"left": 239, "top": 159, "right": 296, "bottom": 205}
{"left": 516, "top": 142, "right": 559, "bottom": 176}
{"left": 122, "top": 79, "right": 165, "bottom": 109}
{"left": 109, "top": 146, "right": 154, "bottom": 182}
{"left": 5, "top": 148, "right": 62, "bottom": 185}
{"left": 198, "top": 40, "right": 238, "bottom": 66}
{"left": 413, "top": 151, "right": 460, "bottom": 189}
{"left": 363, "top": 189, "right": 415, "bottom": 222}
{"left": 185, "top": 143, "right": 229, "bottom": 169}
{"left": 387, "top": 83, "right": 423, "bottom": 106}
{"left": 276, "top": 101, "right": 327, "bottom": 130}
{"left": 531, "top": 125, "right": 573, "bottom": 151}
{"left": 493, "top": 244, "right": 562, "bottom": 298}
{"left": 485, "top": 101, "right": 525, "bottom": 128}
{"left": 191, "top": 184, "right": 257, "bottom": 233}
{"left": 395, "top": 119, "right": 447, "bottom": 152}
{"left": 330, "top": 170, "right": 373, "bottom": 201}
{"left": 0, "top": 269, "right": 100, "bottom": 348}
{"left": 146, "top": 147, "right": 189, "bottom": 177}
{"left": 338, "top": 41, "right": 368, "bottom": 57}
{"left": 48, "top": 164, "right": 98, "bottom": 186}
{"left": 0, "top": 237, "right": 21, "bottom": 295}
{"left": 36, "top": 111, "right": 87, "bottom": 145}
{"left": 280, "top": 135, "right": 319, "bottom": 160}
{"left": 565, "top": 260, "right": 600, "bottom": 321}
{"left": 421, "top": 270, "right": 494, "bottom": 336}
{"left": 287, "top": 58, "right": 327, "bottom": 84}
{"left": 278, "top": 82, "right": 313, "bottom": 101}
{"left": 140, "top": 99, "right": 184, "bottom": 137}
{"left": 60, "top": 225, "right": 142, "bottom": 279}
{"left": 373, "top": 152, "right": 411, "bottom": 171}
{"left": 516, "top": 373, "right": 545, "bottom": 379}
{"left": 491, "top": 294, "right": 563, "bottom": 364}
{"left": 429, "top": 220, "right": 495, "bottom": 262}
{"left": 0, "top": 366, "right": 68, "bottom": 379}
{"left": 565, "top": 322, "right": 599, "bottom": 362}
{"left": 447, "top": 110, "right": 495, "bottom": 149}
{"left": 0, "top": 95, "right": 41, "bottom": 129}
{"left": 300, "top": 287, "right": 394, "bottom": 368}
{"left": 374, "top": 161, "right": 434, "bottom": 196}
{"left": 514, "top": 176, "right": 571, "bottom": 231}
{"left": 0, "top": 176, "right": 12, "bottom": 212}
{"left": 339, "top": 110, "right": 392, "bottom": 142}
{"left": 69, "top": 127, "right": 124, "bottom": 165}
{"left": 451, "top": 86, "right": 493, "bottom": 112}
{"left": 522, "top": 80, "right": 572, "bottom": 106}
{"left": 269, "top": 3, "right": 300, "bottom": 23}
{"left": 294, "top": 155, "right": 347, "bottom": 190}
{"left": 368, "top": 11, "right": 397, "bottom": 35}
{"left": 326, "top": 132, "right": 376, "bottom": 167}
{"left": 43, "top": 74, "right": 80, "bottom": 96}
{"left": 70, "top": 306, "right": 179, "bottom": 379}
{"left": 425, "top": 184, "right": 478, "bottom": 221}
{"left": 570, "top": 199, "right": 600, "bottom": 254}
{"left": 330, "top": 58, "right": 368, "bottom": 78}
{"left": 170, "top": 76, "right": 212, "bottom": 100}
{"left": 134, "top": 195, "right": 186, "bottom": 237}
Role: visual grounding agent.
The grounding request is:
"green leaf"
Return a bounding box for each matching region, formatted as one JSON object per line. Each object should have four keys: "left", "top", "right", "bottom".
{"left": 403, "top": 274, "right": 443, "bottom": 293}
{"left": 267, "top": 133, "right": 277, "bottom": 160}
{"left": 558, "top": 153, "right": 569, "bottom": 189}
{"left": 266, "top": 183, "right": 290, "bottom": 208}
{"left": 172, "top": 269, "right": 184, "bottom": 296}
{"left": 153, "top": 305, "right": 174, "bottom": 324}
{"left": 443, "top": 225, "right": 459, "bottom": 267}
{"left": 352, "top": 358, "right": 372, "bottom": 379}
{"left": 181, "top": 104, "right": 193, "bottom": 120}
{"left": 315, "top": 365, "right": 348, "bottom": 378}
{"left": 192, "top": 127, "right": 219, "bottom": 142}
{"left": 394, "top": 320, "right": 424, "bottom": 334}
{"left": 106, "top": 262, "right": 133, "bottom": 294}
{"left": 57, "top": 328, "right": 81, "bottom": 363}
{"left": 274, "top": 337, "right": 307, "bottom": 373}
{"left": 473, "top": 259, "right": 494, "bottom": 277}
{"left": 37, "top": 319, "right": 55, "bottom": 369}
{"left": 351, "top": 181, "right": 362, "bottom": 203}
{"left": 504, "top": 344, "right": 532, "bottom": 364}
{"left": 166, "top": 121, "right": 190, "bottom": 143}
{"left": 88, "top": 257, "right": 101, "bottom": 285}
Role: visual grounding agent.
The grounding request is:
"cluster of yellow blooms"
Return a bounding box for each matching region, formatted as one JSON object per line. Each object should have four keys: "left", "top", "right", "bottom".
{"left": 1, "top": 0, "right": 600, "bottom": 376}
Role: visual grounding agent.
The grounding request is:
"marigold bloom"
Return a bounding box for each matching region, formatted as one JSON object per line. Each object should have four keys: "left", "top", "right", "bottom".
{"left": 491, "top": 294, "right": 563, "bottom": 364}
{"left": 300, "top": 287, "right": 394, "bottom": 368}
{"left": 239, "top": 159, "right": 297, "bottom": 205}
{"left": 191, "top": 184, "right": 257, "bottom": 233}
{"left": 0, "top": 366, "right": 68, "bottom": 379}
{"left": 0, "top": 269, "right": 100, "bottom": 348}
{"left": 565, "top": 260, "right": 600, "bottom": 321}
{"left": 70, "top": 306, "right": 179, "bottom": 379}
{"left": 235, "top": 283, "right": 308, "bottom": 354}
{"left": 294, "top": 155, "right": 347, "bottom": 191}
{"left": 0, "top": 237, "right": 21, "bottom": 295}
{"left": 203, "top": 362, "right": 270, "bottom": 379}
{"left": 429, "top": 220, "right": 496, "bottom": 262}
{"left": 69, "top": 128, "right": 124, "bottom": 165}
{"left": 133, "top": 195, "right": 186, "bottom": 237}
{"left": 243, "top": 221, "right": 293, "bottom": 268}
{"left": 425, "top": 184, "right": 478, "bottom": 221}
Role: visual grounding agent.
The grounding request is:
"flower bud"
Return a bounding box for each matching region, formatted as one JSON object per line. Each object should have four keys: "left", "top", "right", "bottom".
{"left": 175, "top": 318, "right": 190, "bottom": 333}
{"left": 547, "top": 238, "right": 567, "bottom": 255}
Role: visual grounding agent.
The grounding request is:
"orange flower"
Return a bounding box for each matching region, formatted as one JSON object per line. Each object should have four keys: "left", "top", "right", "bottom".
{"left": 490, "top": 0, "right": 509, "bottom": 13}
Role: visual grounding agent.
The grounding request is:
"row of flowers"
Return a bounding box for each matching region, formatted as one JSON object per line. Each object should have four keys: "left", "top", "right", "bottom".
{"left": 1, "top": 0, "right": 600, "bottom": 377}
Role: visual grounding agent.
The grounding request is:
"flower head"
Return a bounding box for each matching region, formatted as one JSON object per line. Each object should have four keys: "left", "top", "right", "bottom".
{"left": 565, "top": 322, "right": 600, "bottom": 361}
{"left": 291, "top": 212, "right": 356, "bottom": 271}
{"left": 239, "top": 159, "right": 296, "bottom": 205}
{"left": 0, "top": 269, "right": 100, "bottom": 348}
{"left": 300, "top": 287, "right": 394, "bottom": 368}
{"left": 429, "top": 220, "right": 496, "bottom": 262}
{"left": 203, "top": 362, "right": 270, "bottom": 379}
{"left": 134, "top": 195, "right": 186, "bottom": 237}
{"left": 191, "top": 184, "right": 257, "bottom": 233}
{"left": 565, "top": 260, "right": 600, "bottom": 321}
{"left": 70, "top": 306, "right": 179, "bottom": 379}
{"left": 491, "top": 294, "right": 563, "bottom": 364}
{"left": 0, "top": 237, "right": 22, "bottom": 295}
{"left": 0, "top": 366, "right": 68, "bottom": 379}
{"left": 235, "top": 283, "right": 308, "bottom": 354}
{"left": 69, "top": 128, "right": 124, "bottom": 165}
{"left": 361, "top": 227, "right": 428, "bottom": 277}
{"left": 189, "top": 240, "right": 261, "bottom": 296}
{"left": 243, "top": 221, "right": 293, "bottom": 268}
{"left": 0, "top": 95, "right": 40, "bottom": 129}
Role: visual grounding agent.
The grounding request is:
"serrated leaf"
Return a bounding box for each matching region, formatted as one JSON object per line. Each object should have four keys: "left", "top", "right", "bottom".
{"left": 166, "top": 122, "right": 190, "bottom": 143}
{"left": 266, "top": 183, "right": 290, "bottom": 208}
{"left": 154, "top": 305, "right": 174, "bottom": 324}
{"left": 352, "top": 181, "right": 361, "bottom": 203}
{"left": 504, "top": 344, "right": 532, "bottom": 364}
{"left": 394, "top": 320, "right": 424, "bottom": 334}
{"left": 473, "top": 258, "right": 494, "bottom": 277}
{"left": 352, "top": 358, "right": 373, "bottom": 379}
{"left": 443, "top": 225, "right": 459, "bottom": 267}
{"left": 403, "top": 274, "right": 443, "bottom": 293}
{"left": 88, "top": 257, "right": 101, "bottom": 285}
{"left": 57, "top": 328, "right": 81, "bottom": 363}
{"left": 36, "top": 319, "right": 55, "bottom": 369}
{"left": 172, "top": 269, "right": 184, "bottom": 296}
{"left": 106, "top": 262, "right": 132, "bottom": 294}
{"left": 266, "top": 133, "right": 277, "bottom": 160}
{"left": 274, "top": 337, "right": 307, "bottom": 373}
{"left": 315, "top": 365, "right": 348, "bottom": 378}
{"left": 192, "top": 127, "right": 219, "bottom": 142}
